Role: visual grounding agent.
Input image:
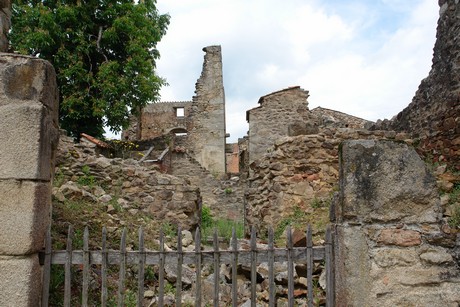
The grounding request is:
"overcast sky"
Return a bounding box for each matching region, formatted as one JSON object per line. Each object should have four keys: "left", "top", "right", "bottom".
{"left": 153, "top": 0, "right": 438, "bottom": 142}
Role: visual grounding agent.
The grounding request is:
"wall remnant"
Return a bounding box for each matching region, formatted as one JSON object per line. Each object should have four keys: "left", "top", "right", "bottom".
{"left": 373, "top": 0, "right": 460, "bottom": 168}
{"left": 333, "top": 140, "right": 459, "bottom": 306}
{"left": 244, "top": 128, "right": 409, "bottom": 235}
{"left": 0, "top": 54, "right": 59, "bottom": 305}
{"left": 246, "top": 86, "right": 315, "bottom": 167}
{"left": 123, "top": 46, "right": 227, "bottom": 175}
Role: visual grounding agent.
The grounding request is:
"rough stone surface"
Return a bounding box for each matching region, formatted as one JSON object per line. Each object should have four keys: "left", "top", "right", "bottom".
{"left": 123, "top": 46, "right": 227, "bottom": 175}
{"left": 337, "top": 140, "right": 440, "bottom": 224}
{"left": 55, "top": 134, "right": 201, "bottom": 230}
{"left": 245, "top": 130, "right": 410, "bottom": 235}
{"left": 372, "top": 0, "right": 460, "bottom": 169}
{"left": 246, "top": 86, "right": 315, "bottom": 167}
{"left": 334, "top": 139, "right": 460, "bottom": 306}
{"left": 0, "top": 255, "right": 42, "bottom": 306}
{"left": 0, "top": 54, "right": 58, "bottom": 305}
{"left": 0, "top": 180, "right": 50, "bottom": 255}
{"left": 377, "top": 229, "right": 422, "bottom": 247}
{"left": 0, "top": 55, "right": 59, "bottom": 180}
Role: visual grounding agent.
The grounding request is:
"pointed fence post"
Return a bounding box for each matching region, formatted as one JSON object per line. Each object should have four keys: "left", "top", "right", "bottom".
{"left": 138, "top": 227, "right": 145, "bottom": 307}
{"left": 195, "top": 228, "right": 202, "bottom": 307}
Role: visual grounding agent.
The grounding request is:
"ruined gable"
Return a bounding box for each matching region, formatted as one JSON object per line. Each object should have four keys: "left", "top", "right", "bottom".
{"left": 246, "top": 86, "right": 316, "bottom": 166}
{"left": 122, "top": 46, "right": 227, "bottom": 175}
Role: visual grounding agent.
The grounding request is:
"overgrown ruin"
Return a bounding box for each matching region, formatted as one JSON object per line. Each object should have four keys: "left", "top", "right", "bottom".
{"left": 0, "top": 0, "right": 459, "bottom": 305}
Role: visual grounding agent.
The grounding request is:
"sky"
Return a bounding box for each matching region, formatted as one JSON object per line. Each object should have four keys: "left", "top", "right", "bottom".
{"left": 150, "top": 0, "right": 439, "bottom": 142}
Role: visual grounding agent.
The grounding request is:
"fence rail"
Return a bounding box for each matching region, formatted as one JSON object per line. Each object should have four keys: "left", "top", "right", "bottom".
{"left": 40, "top": 224, "right": 335, "bottom": 307}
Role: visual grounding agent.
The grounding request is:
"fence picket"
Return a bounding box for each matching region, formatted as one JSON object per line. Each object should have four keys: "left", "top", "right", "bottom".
{"left": 268, "top": 227, "right": 275, "bottom": 307}
{"left": 158, "top": 229, "right": 165, "bottom": 307}
{"left": 213, "top": 229, "right": 220, "bottom": 307}
{"left": 287, "top": 226, "right": 294, "bottom": 307}
{"left": 325, "top": 226, "right": 334, "bottom": 307}
{"left": 306, "top": 225, "right": 313, "bottom": 307}
{"left": 176, "top": 226, "right": 183, "bottom": 307}
{"left": 82, "top": 226, "right": 90, "bottom": 307}
{"left": 138, "top": 227, "right": 145, "bottom": 307}
{"left": 231, "top": 228, "right": 238, "bottom": 307}
{"left": 41, "top": 226, "right": 52, "bottom": 307}
{"left": 195, "top": 228, "right": 202, "bottom": 307}
{"left": 250, "top": 226, "right": 257, "bottom": 307}
{"left": 64, "top": 225, "right": 73, "bottom": 307}
{"left": 117, "top": 228, "right": 127, "bottom": 307}
{"left": 101, "top": 227, "right": 108, "bottom": 306}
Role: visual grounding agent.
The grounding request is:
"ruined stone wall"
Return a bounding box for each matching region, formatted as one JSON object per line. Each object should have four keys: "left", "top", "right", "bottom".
{"left": 123, "top": 46, "right": 227, "bottom": 175}
{"left": 55, "top": 134, "right": 201, "bottom": 230}
{"left": 311, "top": 106, "right": 372, "bottom": 129}
{"left": 123, "top": 101, "right": 192, "bottom": 141}
{"left": 170, "top": 151, "right": 244, "bottom": 221}
{"left": 333, "top": 140, "right": 459, "bottom": 306}
{"left": 374, "top": 0, "right": 460, "bottom": 168}
{"left": 245, "top": 128, "right": 409, "bottom": 235}
{"left": 186, "top": 46, "right": 227, "bottom": 174}
{"left": 0, "top": 54, "right": 59, "bottom": 305}
{"left": 246, "top": 86, "right": 315, "bottom": 167}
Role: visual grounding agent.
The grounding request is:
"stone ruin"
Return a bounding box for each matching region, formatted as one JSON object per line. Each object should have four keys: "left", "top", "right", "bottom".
{"left": 0, "top": 0, "right": 459, "bottom": 305}
{"left": 123, "top": 45, "right": 227, "bottom": 176}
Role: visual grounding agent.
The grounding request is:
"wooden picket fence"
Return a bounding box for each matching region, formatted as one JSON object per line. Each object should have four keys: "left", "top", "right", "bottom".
{"left": 40, "top": 224, "right": 335, "bottom": 307}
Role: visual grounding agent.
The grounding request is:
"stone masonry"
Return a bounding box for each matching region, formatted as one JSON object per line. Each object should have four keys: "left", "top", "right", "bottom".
{"left": 0, "top": 54, "right": 59, "bottom": 306}
{"left": 333, "top": 140, "right": 459, "bottom": 306}
{"left": 246, "top": 86, "right": 316, "bottom": 168}
{"left": 244, "top": 128, "right": 409, "bottom": 235}
{"left": 123, "top": 46, "right": 227, "bottom": 175}
{"left": 374, "top": 0, "right": 460, "bottom": 169}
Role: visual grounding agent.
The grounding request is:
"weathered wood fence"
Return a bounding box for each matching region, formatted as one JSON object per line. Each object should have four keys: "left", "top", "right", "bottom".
{"left": 40, "top": 225, "right": 335, "bottom": 307}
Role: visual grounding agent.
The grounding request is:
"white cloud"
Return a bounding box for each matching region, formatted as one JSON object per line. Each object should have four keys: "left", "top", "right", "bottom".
{"left": 154, "top": 0, "right": 438, "bottom": 142}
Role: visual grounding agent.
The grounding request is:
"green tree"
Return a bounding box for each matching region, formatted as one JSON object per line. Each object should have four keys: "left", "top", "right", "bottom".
{"left": 10, "top": 0, "right": 169, "bottom": 139}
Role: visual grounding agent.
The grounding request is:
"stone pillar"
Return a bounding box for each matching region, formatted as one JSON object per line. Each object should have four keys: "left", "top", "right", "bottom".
{"left": 0, "top": 0, "right": 11, "bottom": 52}
{"left": 333, "top": 140, "right": 459, "bottom": 306}
{"left": 0, "top": 54, "right": 59, "bottom": 306}
{"left": 187, "top": 45, "right": 227, "bottom": 175}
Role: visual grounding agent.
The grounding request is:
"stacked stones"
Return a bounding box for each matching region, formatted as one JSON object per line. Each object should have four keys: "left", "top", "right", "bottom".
{"left": 54, "top": 134, "right": 201, "bottom": 230}
{"left": 0, "top": 55, "right": 59, "bottom": 305}
{"left": 245, "top": 128, "right": 409, "bottom": 235}
{"left": 334, "top": 140, "right": 459, "bottom": 306}
{"left": 373, "top": 0, "right": 460, "bottom": 169}
{"left": 171, "top": 150, "right": 245, "bottom": 220}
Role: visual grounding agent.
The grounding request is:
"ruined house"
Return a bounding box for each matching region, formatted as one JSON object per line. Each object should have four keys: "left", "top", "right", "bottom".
{"left": 123, "top": 45, "right": 227, "bottom": 175}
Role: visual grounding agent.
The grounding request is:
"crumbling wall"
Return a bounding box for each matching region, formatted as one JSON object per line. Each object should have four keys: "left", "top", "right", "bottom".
{"left": 311, "top": 106, "right": 372, "bottom": 129}
{"left": 186, "top": 45, "right": 227, "bottom": 174}
{"left": 0, "top": 54, "right": 59, "bottom": 305}
{"left": 55, "top": 134, "right": 201, "bottom": 231}
{"left": 123, "top": 101, "right": 192, "bottom": 140}
{"left": 244, "top": 128, "right": 409, "bottom": 235}
{"left": 123, "top": 46, "right": 227, "bottom": 175}
{"left": 333, "top": 140, "right": 459, "bottom": 306}
{"left": 246, "top": 86, "right": 316, "bottom": 167}
{"left": 374, "top": 0, "right": 460, "bottom": 168}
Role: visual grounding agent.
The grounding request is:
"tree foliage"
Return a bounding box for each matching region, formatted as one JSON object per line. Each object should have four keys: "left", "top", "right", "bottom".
{"left": 10, "top": 0, "right": 170, "bottom": 139}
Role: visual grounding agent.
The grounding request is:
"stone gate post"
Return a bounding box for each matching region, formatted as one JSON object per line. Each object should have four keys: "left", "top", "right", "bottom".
{"left": 333, "top": 140, "right": 459, "bottom": 306}
{"left": 0, "top": 54, "right": 59, "bottom": 305}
